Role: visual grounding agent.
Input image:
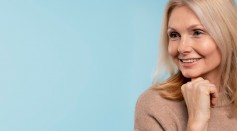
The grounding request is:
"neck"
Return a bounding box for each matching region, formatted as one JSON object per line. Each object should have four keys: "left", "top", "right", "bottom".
{"left": 202, "top": 74, "right": 221, "bottom": 92}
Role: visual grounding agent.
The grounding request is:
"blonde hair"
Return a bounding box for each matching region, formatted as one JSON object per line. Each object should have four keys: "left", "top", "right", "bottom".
{"left": 153, "top": 0, "right": 237, "bottom": 112}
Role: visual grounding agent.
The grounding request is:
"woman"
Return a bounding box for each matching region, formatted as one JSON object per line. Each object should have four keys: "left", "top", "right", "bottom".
{"left": 134, "top": 0, "right": 237, "bottom": 130}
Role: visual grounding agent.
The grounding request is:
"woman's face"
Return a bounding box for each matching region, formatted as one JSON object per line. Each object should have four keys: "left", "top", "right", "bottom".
{"left": 167, "top": 6, "right": 221, "bottom": 81}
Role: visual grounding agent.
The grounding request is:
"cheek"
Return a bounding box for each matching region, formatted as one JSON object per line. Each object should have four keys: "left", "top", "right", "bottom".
{"left": 196, "top": 40, "right": 219, "bottom": 57}
{"left": 168, "top": 43, "right": 178, "bottom": 57}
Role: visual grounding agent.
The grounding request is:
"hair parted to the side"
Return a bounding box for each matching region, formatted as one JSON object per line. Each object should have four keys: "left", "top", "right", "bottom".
{"left": 152, "top": 0, "right": 237, "bottom": 115}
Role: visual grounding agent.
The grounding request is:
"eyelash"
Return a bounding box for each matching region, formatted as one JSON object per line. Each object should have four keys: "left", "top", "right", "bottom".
{"left": 168, "top": 29, "right": 204, "bottom": 40}
{"left": 168, "top": 32, "right": 180, "bottom": 40}
{"left": 193, "top": 29, "right": 204, "bottom": 36}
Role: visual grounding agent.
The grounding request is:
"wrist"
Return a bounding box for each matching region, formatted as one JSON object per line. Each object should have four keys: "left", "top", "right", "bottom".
{"left": 187, "top": 119, "right": 209, "bottom": 131}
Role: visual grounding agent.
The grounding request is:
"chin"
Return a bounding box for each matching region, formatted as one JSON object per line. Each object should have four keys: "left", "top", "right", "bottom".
{"left": 181, "top": 71, "right": 200, "bottom": 79}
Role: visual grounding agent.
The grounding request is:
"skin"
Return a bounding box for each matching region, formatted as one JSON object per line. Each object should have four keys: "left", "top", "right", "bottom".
{"left": 167, "top": 6, "right": 221, "bottom": 131}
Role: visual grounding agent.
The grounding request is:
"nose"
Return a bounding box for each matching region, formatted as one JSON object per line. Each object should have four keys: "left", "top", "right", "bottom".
{"left": 178, "top": 36, "right": 192, "bottom": 54}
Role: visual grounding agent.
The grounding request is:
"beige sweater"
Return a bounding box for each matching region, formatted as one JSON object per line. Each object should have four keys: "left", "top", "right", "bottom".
{"left": 134, "top": 85, "right": 237, "bottom": 131}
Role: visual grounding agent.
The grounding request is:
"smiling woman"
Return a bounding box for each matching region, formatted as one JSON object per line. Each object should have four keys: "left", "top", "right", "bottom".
{"left": 168, "top": 6, "right": 221, "bottom": 82}
{"left": 134, "top": 0, "right": 237, "bottom": 131}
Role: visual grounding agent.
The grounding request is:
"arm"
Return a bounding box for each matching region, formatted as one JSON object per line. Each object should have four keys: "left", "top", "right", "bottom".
{"left": 134, "top": 90, "right": 165, "bottom": 131}
{"left": 134, "top": 114, "right": 165, "bottom": 131}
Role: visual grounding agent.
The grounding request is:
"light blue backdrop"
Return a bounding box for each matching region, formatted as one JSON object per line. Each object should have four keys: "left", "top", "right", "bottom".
{"left": 4, "top": 0, "right": 233, "bottom": 130}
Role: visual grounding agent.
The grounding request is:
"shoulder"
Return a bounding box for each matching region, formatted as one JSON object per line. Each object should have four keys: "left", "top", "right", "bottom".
{"left": 134, "top": 84, "right": 188, "bottom": 131}
{"left": 135, "top": 87, "right": 164, "bottom": 111}
{"left": 135, "top": 84, "right": 182, "bottom": 112}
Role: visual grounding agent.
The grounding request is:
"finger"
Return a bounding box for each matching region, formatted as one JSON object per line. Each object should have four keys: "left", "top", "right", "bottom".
{"left": 191, "top": 77, "right": 204, "bottom": 82}
{"left": 192, "top": 80, "right": 212, "bottom": 89}
{"left": 209, "top": 85, "right": 218, "bottom": 98}
{"left": 211, "top": 94, "right": 218, "bottom": 107}
{"left": 209, "top": 86, "right": 219, "bottom": 107}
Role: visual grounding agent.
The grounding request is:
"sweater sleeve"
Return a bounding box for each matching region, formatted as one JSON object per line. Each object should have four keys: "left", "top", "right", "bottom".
{"left": 134, "top": 89, "right": 165, "bottom": 131}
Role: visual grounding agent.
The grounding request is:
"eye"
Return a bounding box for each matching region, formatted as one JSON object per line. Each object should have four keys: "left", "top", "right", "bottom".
{"left": 193, "top": 29, "right": 204, "bottom": 37}
{"left": 168, "top": 31, "right": 181, "bottom": 40}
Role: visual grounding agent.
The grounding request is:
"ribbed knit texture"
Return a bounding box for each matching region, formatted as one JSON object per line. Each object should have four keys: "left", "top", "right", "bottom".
{"left": 134, "top": 85, "right": 237, "bottom": 131}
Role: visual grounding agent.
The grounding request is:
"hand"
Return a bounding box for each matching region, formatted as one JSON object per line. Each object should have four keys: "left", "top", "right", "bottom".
{"left": 181, "top": 77, "right": 219, "bottom": 131}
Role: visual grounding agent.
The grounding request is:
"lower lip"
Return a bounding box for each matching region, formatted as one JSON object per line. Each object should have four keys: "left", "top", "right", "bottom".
{"left": 180, "top": 59, "right": 201, "bottom": 67}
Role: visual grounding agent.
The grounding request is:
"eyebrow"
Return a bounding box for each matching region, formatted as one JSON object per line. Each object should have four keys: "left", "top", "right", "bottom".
{"left": 167, "top": 24, "right": 204, "bottom": 31}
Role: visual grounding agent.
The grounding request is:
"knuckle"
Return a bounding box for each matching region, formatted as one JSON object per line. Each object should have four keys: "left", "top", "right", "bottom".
{"left": 199, "top": 86, "right": 207, "bottom": 93}
{"left": 181, "top": 85, "right": 186, "bottom": 92}
{"left": 186, "top": 82, "right": 192, "bottom": 87}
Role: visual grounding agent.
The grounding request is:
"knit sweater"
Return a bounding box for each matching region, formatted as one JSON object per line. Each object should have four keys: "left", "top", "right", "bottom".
{"left": 134, "top": 85, "right": 237, "bottom": 131}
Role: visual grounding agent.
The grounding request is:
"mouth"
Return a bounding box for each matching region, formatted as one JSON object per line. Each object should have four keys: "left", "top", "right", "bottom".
{"left": 179, "top": 58, "right": 201, "bottom": 63}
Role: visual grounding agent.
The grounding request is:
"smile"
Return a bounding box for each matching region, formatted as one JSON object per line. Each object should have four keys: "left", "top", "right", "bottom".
{"left": 180, "top": 58, "right": 201, "bottom": 63}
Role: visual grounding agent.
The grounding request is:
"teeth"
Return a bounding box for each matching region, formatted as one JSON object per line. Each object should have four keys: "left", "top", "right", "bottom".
{"left": 182, "top": 58, "right": 200, "bottom": 63}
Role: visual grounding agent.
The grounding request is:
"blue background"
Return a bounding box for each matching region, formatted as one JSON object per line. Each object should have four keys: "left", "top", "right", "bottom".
{"left": 0, "top": 0, "right": 168, "bottom": 131}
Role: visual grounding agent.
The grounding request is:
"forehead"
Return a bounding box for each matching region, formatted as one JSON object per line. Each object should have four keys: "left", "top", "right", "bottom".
{"left": 168, "top": 6, "right": 202, "bottom": 28}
